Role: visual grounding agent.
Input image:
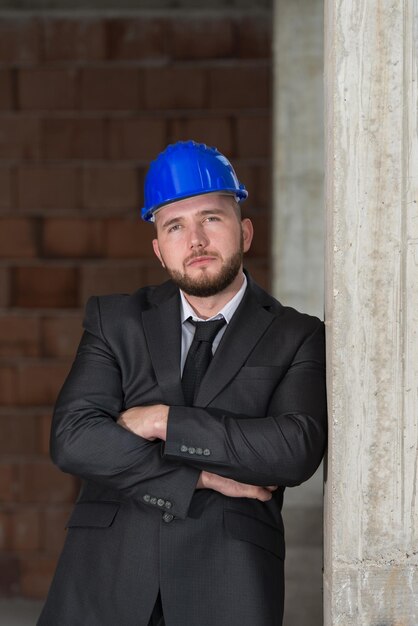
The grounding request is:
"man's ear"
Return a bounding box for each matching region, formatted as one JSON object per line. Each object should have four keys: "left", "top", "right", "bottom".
{"left": 152, "top": 239, "right": 165, "bottom": 268}
{"left": 241, "top": 218, "right": 254, "bottom": 253}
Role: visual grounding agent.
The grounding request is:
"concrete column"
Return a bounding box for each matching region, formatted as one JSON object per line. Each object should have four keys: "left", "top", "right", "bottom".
{"left": 272, "top": 2, "right": 325, "bottom": 625}
{"left": 324, "top": 1, "right": 418, "bottom": 624}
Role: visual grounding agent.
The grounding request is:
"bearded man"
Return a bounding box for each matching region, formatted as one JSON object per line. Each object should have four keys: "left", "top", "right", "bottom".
{"left": 38, "top": 141, "right": 327, "bottom": 626}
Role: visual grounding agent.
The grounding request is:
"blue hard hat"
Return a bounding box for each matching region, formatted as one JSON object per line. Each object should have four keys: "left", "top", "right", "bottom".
{"left": 141, "top": 140, "right": 248, "bottom": 222}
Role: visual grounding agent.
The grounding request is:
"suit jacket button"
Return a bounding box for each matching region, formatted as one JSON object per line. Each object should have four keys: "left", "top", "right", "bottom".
{"left": 143, "top": 494, "right": 151, "bottom": 503}
{"left": 203, "top": 448, "right": 211, "bottom": 456}
{"left": 195, "top": 447, "right": 203, "bottom": 455}
{"left": 150, "top": 497, "right": 157, "bottom": 505}
{"left": 157, "top": 499, "right": 165, "bottom": 507}
{"left": 164, "top": 501, "right": 172, "bottom": 510}
{"left": 180, "top": 445, "right": 188, "bottom": 452}
{"left": 163, "top": 513, "right": 174, "bottom": 523}
{"left": 188, "top": 447, "right": 195, "bottom": 455}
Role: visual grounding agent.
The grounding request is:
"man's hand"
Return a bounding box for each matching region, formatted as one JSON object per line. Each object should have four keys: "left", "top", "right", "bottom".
{"left": 117, "top": 405, "right": 169, "bottom": 441}
{"left": 196, "top": 470, "right": 277, "bottom": 502}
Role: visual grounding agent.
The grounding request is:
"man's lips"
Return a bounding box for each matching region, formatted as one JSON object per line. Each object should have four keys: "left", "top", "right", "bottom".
{"left": 185, "top": 255, "right": 217, "bottom": 267}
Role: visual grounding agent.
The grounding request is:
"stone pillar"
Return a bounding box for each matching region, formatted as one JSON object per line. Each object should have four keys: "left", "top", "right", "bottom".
{"left": 272, "top": 2, "right": 325, "bottom": 624}
{"left": 324, "top": 1, "right": 418, "bottom": 624}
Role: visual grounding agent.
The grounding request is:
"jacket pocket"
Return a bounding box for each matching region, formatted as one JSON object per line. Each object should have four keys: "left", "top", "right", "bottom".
{"left": 234, "top": 366, "right": 283, "bottom": 381}
{"left": 66, "top": 501, "right": 120, "bottom": 529}
{"left": 224, "top": 509, "right": 285, "bottom": 560}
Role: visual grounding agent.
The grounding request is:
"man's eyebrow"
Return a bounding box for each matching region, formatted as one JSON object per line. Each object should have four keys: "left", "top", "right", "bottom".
{"left": 160, "top": 207, "right": 227, "bottom": 229}
{"left": 160, "top": 215, "right": 185, "bottom": 230}
{"left": 197, "top": 208, "right": 227, "bottom": 217}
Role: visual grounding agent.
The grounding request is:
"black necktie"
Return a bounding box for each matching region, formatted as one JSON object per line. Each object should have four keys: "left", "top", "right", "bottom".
{"left": 182, "top": 317, "right": 226, "bottom": 406}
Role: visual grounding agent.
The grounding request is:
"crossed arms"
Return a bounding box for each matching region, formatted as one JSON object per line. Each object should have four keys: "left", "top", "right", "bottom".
{"left": 118, "top": 404, "right": 277, "bottom": 502}
{"left": 51, "top": 295, "right": 327, "bottom": 519}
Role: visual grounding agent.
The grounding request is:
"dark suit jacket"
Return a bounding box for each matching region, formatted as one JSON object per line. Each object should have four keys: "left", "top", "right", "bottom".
{"left": 38, "top": 274, "right": 327, "bottom": 626}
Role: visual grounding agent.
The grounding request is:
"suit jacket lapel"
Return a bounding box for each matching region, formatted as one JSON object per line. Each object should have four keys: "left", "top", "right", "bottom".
{"left": 142, "top": 284, "right": 185, "bottom": 406}
{"left": 195, "top": 284, "right": 276, "bottom": 407}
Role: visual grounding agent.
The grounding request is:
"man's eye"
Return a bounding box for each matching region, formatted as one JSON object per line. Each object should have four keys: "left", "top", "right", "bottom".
{"left": 168, "top": 224, "right": 181, "bottom": 232}
{"left": 205, "top": 216, "right": 220, "bottom": 222}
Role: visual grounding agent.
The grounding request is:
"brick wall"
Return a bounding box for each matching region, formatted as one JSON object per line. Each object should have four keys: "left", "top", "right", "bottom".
{"left": 0, "top": 11, "right": 272, "bottom": 598}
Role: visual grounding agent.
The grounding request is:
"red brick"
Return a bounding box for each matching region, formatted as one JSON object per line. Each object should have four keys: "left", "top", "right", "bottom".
{"left": 0, "top": 555, "right": 20, "bottom": 595}
{"left": 39, "top": 413, "right": 52, "bottom": 455}
{"left": 0, "top": 413, "right": 39, "bottom": 454}
{"left": 170, "top": 18, "right": 234, "bottom": 60}
{"left": 0, "top": 512, "right": 13, "bottom": 551}
{"left": 0, "top": 267, "right": 11, "bottom": 307}
{"left": 7, "top": 508, "right": 41, "bottom": 551}
{"left": 142, "top": 264, "right": 169, "bottom": 287}
{"left": 20, "top": 554, "right": 58, "bottom": 599}
{"left": 0, "top": 315, "right": 40, "bottom": 357}
{"left": 0, "top": 168, "right": 13, "bottom": 210}
{"left": 81, "top": 265, "right": 145, "bottom": 303}
{"left": 0, "top": 366, "right": 18, "bottom": 405}
{"left": 41, "top": 315, "right": 83, "bottom": 358}
{"left": 42, "top": 505, "right": 73, "bottom": 553}
{"left": 168, "top": 116, "right": 233, "bottom": 156}
{"left": 17, "top": 166, "right": 79, "bottom": 211}
{"left": 106, "top": 17, "right": 167, "bottom": 61}
{"left": 18, "top": 68, "right": 77, "bottom": 111}
{"left": 257, "top": 164, "right": 272, "bottom": 209}
{"left": 107, "top": 117, "right": 166, "bottom": 160}
{"left": 42, "top": 218, "right": 104, "bottom": 258}
{"left": 209, "top": 65, "right": 271, "bottom": 109}
{"left": 236, "top": 17, "right": 272, "bottom": 59}
{"left": 12, "top": 266, "right": 78, "bottom": 308}
{"left": 0, "top": 116, "right": 40, "bottom": 159}
{"left": 0, "top": 18, "right": 40, "bottom": 64}
{"left": 236, "top": 114, "right": 272, "bottom": 158}
{"left": 245, "top": 213, "right": 270, "bottom": 258}
{"left": 231, "top": 163, "right": 257, "bottom": 209}
{"left": 83, "top": 165, "right": 138, "bottom": 211}
{"left": 0, "top": 463, "right": 19, "bottom": 503}
{"left": 19, "top": 461, "right": 76, "bottom": 504}
{"left": 243, "top": 258, "right": 271, "bottom": 291}
{"left": 18, "top": 361, "right": 71, "bottom": 406}
{"left": 80, "top": 67, "right": 141, "bottom": 111}
{"left": 42, "top": 117, "right": 105, "bottom": 160}
{"left": 105, "top": 217, "right": 155, "bottom": 259}
{"left": 0, "top": 218, "right": 38, "bottom": 258}
{"left": 42, "top": 18, "right": 105, "bottom": 62}
{"left": 144, "top": 67, "right": 206, "bottom": 110}
{"left": 232, "top": 162, "right": 271, "bottom": 211}
{"left": 0, "top": 69, "right": 14, "bottom": 111}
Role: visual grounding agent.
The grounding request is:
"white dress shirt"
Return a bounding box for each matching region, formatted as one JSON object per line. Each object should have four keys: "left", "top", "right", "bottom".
{"left": 179, "top": 273, "right": 248, "bottom": 374}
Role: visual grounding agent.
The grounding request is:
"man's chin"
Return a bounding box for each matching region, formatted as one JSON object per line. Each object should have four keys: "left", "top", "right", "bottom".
{"left": 168, "top": 268, "right": 239, "bottom": 298}
{"left": 165, "top": 250, "right": 243, "bottom": 298}
{"left": 175, "top": 277, "right": 228, "bottom": 298}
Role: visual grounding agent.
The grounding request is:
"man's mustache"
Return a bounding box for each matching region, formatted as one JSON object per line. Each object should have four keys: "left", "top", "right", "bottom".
{"left": 184, "top": 251, "right": 219, "bottom": 264}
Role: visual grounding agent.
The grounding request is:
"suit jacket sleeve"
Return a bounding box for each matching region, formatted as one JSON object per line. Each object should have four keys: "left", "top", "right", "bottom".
{"left": 163, "top": 321, "right": 327, "bottom": 487}
{"left": 50, "top": 296, "right": 200, "bottom": 520}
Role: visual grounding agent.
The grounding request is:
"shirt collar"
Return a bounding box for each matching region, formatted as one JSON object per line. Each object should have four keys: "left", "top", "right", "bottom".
{"left": 180, "top": 273, "right": 248, "bottom": 324}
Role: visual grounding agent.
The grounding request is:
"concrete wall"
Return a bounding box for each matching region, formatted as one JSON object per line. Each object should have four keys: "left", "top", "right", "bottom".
{"left": 324, "top": 0, "right": 418, "bottom": 623}
{"left": 273, "top": 1, "right": 325, "bottom": 624}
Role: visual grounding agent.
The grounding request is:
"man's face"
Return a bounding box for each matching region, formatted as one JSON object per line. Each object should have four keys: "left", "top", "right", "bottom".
{"left": 152, "top": 193, "right": 253, "bottom": 297}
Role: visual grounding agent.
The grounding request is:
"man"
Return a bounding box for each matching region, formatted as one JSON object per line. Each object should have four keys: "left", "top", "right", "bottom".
{"left": 38, "top": 140, "right": 327, "bottom": 626}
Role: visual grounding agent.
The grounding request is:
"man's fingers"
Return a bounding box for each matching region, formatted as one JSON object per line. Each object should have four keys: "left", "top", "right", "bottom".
{"left": 198, "top": 471, "right": 278, "bottom": 502}
{"left": 248, "top": 486, "right": 274, "bottom": 501}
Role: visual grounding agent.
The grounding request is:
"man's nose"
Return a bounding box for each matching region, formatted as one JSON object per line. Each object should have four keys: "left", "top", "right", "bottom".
{"left": 189, "top": 224, "right": 209, "bottom": 249}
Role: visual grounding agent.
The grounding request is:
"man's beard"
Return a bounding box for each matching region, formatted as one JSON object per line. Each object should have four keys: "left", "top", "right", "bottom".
{"left": 165, "top": 249, "right": 243, "bottom": 297}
